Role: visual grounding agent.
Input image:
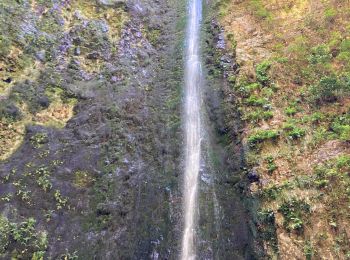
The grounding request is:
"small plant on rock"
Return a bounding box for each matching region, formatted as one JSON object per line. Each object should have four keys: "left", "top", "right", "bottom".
{"left": 248, "top": 129, "right": 279, "bottom": 147}
{"left": 256, "top": 60, "right": 272, "bottom": 86}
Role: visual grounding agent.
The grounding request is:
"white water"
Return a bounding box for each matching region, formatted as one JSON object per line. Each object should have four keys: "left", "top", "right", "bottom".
{"left": 181, "top": 0, "right": 202, "bottom": 259}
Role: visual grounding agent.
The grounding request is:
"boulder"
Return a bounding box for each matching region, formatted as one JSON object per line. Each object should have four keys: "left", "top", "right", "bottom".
{"left": 247, "top": 169, "right": 260, "bottom": 183}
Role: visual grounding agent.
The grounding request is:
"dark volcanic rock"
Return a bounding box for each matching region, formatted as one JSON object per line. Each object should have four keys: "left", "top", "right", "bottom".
{"left": 38, "top": 95, "right": 50, "bottom": 108}
{"left": 0, "top": 0, "right": 185, "bottom": 259}
{"left": 248, "top": 169, "right": 260, "bottom": 183}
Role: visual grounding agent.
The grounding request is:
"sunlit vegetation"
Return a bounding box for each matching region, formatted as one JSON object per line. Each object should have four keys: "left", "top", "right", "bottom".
{"left": 220, "top": 0, "right": 350, "bottom": 258}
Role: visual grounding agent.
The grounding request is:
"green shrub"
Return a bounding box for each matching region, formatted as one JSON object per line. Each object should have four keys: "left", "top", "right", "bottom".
{"left": 237, "top": 82, "right": 260, "bottom": 97}
{"left": 0, "top": 216, "right": 48, "bottom": 258}
{"left": 308, "top": 44, "right": 331, "bottom": 64}
{"left": 256, "top": 60, "right": 271, "bottom": 85}
{"left": 285, "top": 106, "right": 297, "bottom": 116}
{"left": 338, "top": 39, "right": 350, "bottom": 65}
{"left": 245, "top": 109, "right": 273, "bottom": 123}
{"left": 245, "top": 95, "right": 269, "bottom": 106}
{"left": 261, "top": 185, "right": 282, "bottom": 200}
{"left": 324, "top": 8, "right": 337, "bottom": 22}
{"left": 266, "top": 156, "right": 277, "bottom": 174}
{"left": 336, "top": 155, "right": 350, "bottom": 169}
{"left": 337, "top": 51, "right": 350, "bottom": 63}
{"left": 338, "top": 125, "right": 350, "bottom": 141}
{"left": 257, "top": 209, "right": 278, "bottom": 252}
{"left": 283, "top": 123, "right": 306, "bottom": 139}
{"left": 278, "top": 198, "right": 310, "bottom": 232}
{"left": 248, "top": 129, "right": 279, "bottom": 147}
{"left": 340, "top": 39, "right": 350, "bottom": 52}
{"left": 310, "top": 112, "right": 325, "bottom": 124}
{"left": 0, "top": 216, "right": 10, "bottom": 254}
{"left": 54, "top": 190, "right": 68, "bottom": 210}
{"left": 309, "top": 76, "right": 346, "bottom": 103}
{"left": 35, "top": 166, "right": 52, "bottom": 192}
{"left": 331, "top": 114, "right": 350, "bottom": 141}
{"left": 147, "top": 28, "right": 161, "bottom": 46}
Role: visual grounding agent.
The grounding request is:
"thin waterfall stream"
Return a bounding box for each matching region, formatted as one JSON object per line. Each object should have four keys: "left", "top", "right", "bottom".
{"left": 181, "top": 0, "right": 202, "bottom": 259}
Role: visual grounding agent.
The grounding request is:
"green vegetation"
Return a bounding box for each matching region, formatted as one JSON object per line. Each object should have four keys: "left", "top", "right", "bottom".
{"left": 220, "top": 0, "right": 350, "bottom": 258}
{"left": 285, "top": 106, "right": 297, "bottom": 116}
{"left": 324, "top": 8, "right": 337, "bottom": 22}
{"left": 244, "top": 109, "right": 273, "bottom": 123}
{"left": 250, "top": 0, "right": 272, "bottom": 20}
{"left": 265, "top": 156, "right": 277, "bottom": 174}
{"left": 248, "top": 129, "right": 279, "bottom": 147}
{"left": 245, "top": 95, "right": 269, "bottom": 106}
{"left": 282, "top": 122, "right": 306, "bottom": 140}
{"left": 35, "top": 166, "right": 52, "bottom": 192}
{"left": 30, "top": 133, "right": 48, "bottom": 149}
{"left": 146, "top": 28, "right": 161, "bottom": 46}
{"left": 304, "top": 240, "right": 315, "bottom": 260}
{"left": 54, "top": 190, "right": 68, "bottom": 210}
{"left": 331, "top": 114, "right": 350, "bottom": 141}
{"left": 0, "top": 103, "right": 22, "bottom": 122}
{"left": 308, "top": 44, "right": 331, "bottom": 65}
{"left": 74, "top": 170, "right": 95, "bottom": 188}
{"left": 314, "top": 155, "right": 350, "bottom": 192}
{"left": 278, "top": 198, "right": 310, "bottom": 232}
{"left": 256, "top": 60, "right": 271, "bottom": 86}
{"left": 0, "top": 216, "right": 48, "bottom": 259}
{"left": 257, "top": 209, "right": 278, "bottom": 252}
{"left": 309, "top": 76, "right": 349, "bottom": 104}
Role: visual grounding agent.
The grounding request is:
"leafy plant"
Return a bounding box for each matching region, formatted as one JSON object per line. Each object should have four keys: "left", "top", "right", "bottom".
{"left": 59, "top": 250, "right": 78, "bottom": 260}
{"left": 266, "top": 156, "right": 277, "bottom": 174}
{"left": 283, "top": 123, "right": 306, "bottom": 139}
{"left": 308, "top": 44, "right": 331, "bottom": 64}
{"left": 30, "top": 133, "right": 48, "bottom": 148}
{"left": 304, "top": 240, "right": 315, "bottom": 260}
{"left": 0, "top": 216, "right": 48, "bottom": 258}
{"left": 285, "top": 106, "right": 297, "bottom": 116}
{"left": 35, "top": 166, "right": 52, "bottom": 192}
{"left": 310, "top": 76, "right": 348, "bottom": 103}
{"left": 245, "top": 95, "right": 269, "bottom": 106}
{"left": 278, "top": 198, "right": 310, "bottom": 232}
{"left": 248, "top": 129, "right": 279, "bottom": 147}
{"left": 310, "top": 112, "right": 325, "bottom": 124}
{"left": 237, "top": 82, "right": 260, "bottom": 97}
{"left": 54, "top": 190, "right": 68, "bottom": 210}
{"left": 256, "top": 60, "right": 272, "bottom": 85}
{"left": 261, "top": 185, "right": 283, "bottom": 200}
{"left": 244, "top": 109, "right": 273, "bottom": 123}
{"left": 331, "top": 114, "right": 350, "bottom": 141}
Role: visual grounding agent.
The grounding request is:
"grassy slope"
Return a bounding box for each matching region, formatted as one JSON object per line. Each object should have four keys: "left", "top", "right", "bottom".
{"left": 218, "top": 0, "right": 350, "bottom": 259}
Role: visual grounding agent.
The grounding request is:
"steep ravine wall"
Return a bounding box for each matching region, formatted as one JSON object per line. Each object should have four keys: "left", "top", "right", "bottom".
{"left": 196, "top": 1, "right": 267, "bottom": 259}
{"left": 214, "top": 0, "right": 350, "bottom": 259}
{"left": 0, "top": 0, "right": 279, "bottom": 259}
{"left": 0, "top": 0, "right": 187, "bottom": 258}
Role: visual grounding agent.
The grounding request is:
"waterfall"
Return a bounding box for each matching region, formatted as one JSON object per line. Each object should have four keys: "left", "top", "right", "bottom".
{"left": 181, "top": 0, "right": 202, "bottom": 259}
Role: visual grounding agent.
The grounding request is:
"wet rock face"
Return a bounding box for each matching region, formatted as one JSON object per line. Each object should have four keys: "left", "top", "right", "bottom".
{"left": 0, "top": 0, "right": 184, "bottom": 259}
{"left": 202, "top": 14, "right": 266, "bottom": 259}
